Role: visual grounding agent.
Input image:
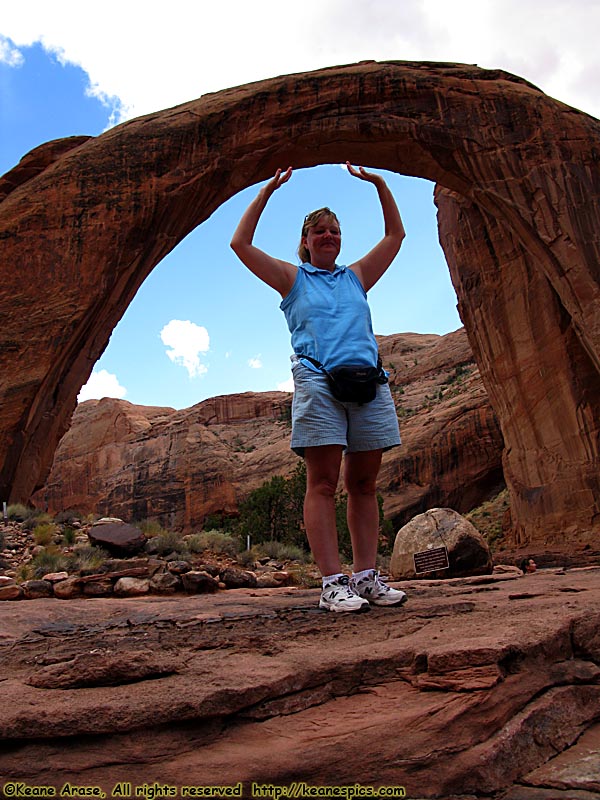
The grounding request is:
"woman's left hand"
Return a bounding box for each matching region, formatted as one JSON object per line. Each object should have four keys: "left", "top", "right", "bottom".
{"left": 346, "top": 162, "right": 384, "bottom": 186}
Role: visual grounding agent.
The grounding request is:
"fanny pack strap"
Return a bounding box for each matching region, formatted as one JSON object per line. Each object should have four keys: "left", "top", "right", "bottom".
{"left": 296, "top": 354, "right": 387, "bottom": 383}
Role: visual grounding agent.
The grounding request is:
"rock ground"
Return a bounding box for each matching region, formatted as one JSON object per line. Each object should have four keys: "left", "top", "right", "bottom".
{"left": 1, "top": 566, "right": 600, "bottom": 798}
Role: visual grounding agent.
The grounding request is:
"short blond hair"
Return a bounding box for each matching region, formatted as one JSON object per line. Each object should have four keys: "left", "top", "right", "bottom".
{"left": 297, "top": 207, "right": 341, "bottom": 264}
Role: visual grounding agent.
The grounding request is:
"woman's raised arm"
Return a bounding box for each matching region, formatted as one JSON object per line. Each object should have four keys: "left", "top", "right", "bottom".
{"left": 346, "top": 163, "right": 405, "bottom": 292}
{"left": 230, "top": 167, "right": 297, "bottom": 298}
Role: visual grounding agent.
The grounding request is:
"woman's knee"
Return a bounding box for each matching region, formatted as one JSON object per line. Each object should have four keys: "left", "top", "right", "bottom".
{"left": 344, "top": 474, "right": 378, "bottom": 497}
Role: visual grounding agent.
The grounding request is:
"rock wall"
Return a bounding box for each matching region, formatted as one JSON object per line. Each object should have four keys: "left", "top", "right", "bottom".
{"left": 1, "top": 60, "right": 599, "bottom": 546}
{"left": 437, "top": 191, "right": 600, "bottom": 547}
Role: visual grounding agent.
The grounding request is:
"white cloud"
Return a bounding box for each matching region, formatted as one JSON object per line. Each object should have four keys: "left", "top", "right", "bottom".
{"left": 0, "top": 0, "right": 598, "bottom": 123}
{"left": 160, "top": 319, "right": 209, "bottom": 378}
{"left": 277, "top": 376, "right": 294, "bottom": 392}
{"left": 248, "top": 356, "right": 263, "bottom": 369}
{"left": 78, "top": 369, "right": 127, "bottom": 402}
{"left": 0, "top": 34, "right": 23, "bottom": 66}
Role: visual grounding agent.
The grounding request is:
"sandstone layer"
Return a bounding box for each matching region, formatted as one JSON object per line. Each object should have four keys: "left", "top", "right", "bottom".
{"left": 1, "top": 60, "right": 599, "bottom": 547}
{"left": 35, "top": 329, "right": 505, "bottom": 533}
{"left": 2, "top": 567, "right": 600, "bottom": 798}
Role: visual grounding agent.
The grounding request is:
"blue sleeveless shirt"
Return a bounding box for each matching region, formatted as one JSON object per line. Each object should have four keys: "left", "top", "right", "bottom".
{"left": 280, "top": 263, "right": 378, "bottom": 370}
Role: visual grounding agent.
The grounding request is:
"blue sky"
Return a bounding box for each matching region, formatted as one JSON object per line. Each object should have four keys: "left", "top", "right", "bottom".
{"left": 1, "top": 1, "right": 598, "bottom": 409}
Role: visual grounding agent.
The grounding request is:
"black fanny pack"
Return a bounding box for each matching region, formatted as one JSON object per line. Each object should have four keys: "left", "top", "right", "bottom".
{"left": 298, "top": 355, "right": 388, "bottom": 405}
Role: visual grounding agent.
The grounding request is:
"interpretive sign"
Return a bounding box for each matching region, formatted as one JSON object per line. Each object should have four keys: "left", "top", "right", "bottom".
{"left": 413, "top": 546, "right": 449, "bottom": 574}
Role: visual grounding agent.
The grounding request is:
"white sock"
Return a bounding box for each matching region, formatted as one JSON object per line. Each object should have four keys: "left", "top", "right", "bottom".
{"left": 352, "top": 568, "right": 375, "bottom": 581}
{"left": 322, "top": 572, "right": 345, "bottom": 587}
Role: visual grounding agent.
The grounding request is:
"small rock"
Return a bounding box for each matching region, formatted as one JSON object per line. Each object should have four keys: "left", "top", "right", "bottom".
{"left": 0, "top": 575, "right": 16, "bottom": 587}
{"left": 53, "top": 576, "right": 83, "bottom": 599}
{"left": 150, "top": 571, "right": 182, "bottom": 594}
{"left": 256, "top": 574, "right": 281, "bottom": 589}
{"left": 114, "top": 577, "right": 150, "bottom": 596}
{"left": 220, "top": 567, "right": 258, "bottom": 589}
{"left": 181, "top": 570, "right": 220, "bottom": 594}
{"left": 21, "top": 579, "right": 54, "bottom": 599}
{"left": 0, "top": 584, "right": 22, "bottom": 600}
{"left": 167, "top": 560, "right": 192, "bottom": 574}
{"left": 82, "top": 579, "right": 114, "bottom": 597}
{"left": 94, "top": 517, "right": 124, "bottom": 525}
{"left": 197, "top": 563, "right": 220, "bottom": 577}
{"left": 42, "top": 571, "right": 69, "bottom": 583}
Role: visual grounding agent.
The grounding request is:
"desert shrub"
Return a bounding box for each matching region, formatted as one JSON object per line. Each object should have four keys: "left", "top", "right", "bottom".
{"left": 33, "top": 522, "right": 59, "bottom": 546}
{"left": 188, "top": 530, "right": 239, "bottom": 558}
{"left": 236, "top": 547, "right": 260, "bottom": 568}
{"left": 256, "top": 540, "right": 310, "bottom": 563}
{"left": 61, "top": 527, "right": 77, "bottom": 545}
{"left": 54, "top": 509, "right": 85, "bottom": 525}
{"left": 7, "top": 503, "right": 34, "bottom": 522}
{"left": 28, "top": 549, "right": 68, "bottom": 579}
{"left": 22, "top": 511, "right": 53, "bottom": 532}
{"left": 16, "top": 563, "right": 34, "bottom": 582}
{"left": 137, "top": 519, "right": 169, "bottom": 537}
{"left": 68, "top": 545, "right": 109, "bottom": 573}
{"left": 149, "top": 530, "right": 188, "bottom": 556}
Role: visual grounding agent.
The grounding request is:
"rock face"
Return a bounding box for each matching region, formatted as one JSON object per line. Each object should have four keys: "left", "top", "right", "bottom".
{"left": 36, "top": 390, "right": 297, "bottom": 531}
{"left": 1, "top": 60, "right": 599, "bottom": 547}
{"left": 34, "top": 329, "right": 504, "bottom": 533}
{"left": 2, "top": 567, "right": 600, "bottom": 798}
{"left": 390, "top": 507, "right": 494, "bottom": 580}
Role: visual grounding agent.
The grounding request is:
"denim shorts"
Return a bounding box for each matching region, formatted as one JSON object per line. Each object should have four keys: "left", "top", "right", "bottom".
{"left": 290, "top": 359, "right": 402, "bottom": 456}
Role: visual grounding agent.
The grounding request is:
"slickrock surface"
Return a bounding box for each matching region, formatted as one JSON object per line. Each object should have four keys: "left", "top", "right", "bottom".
{"left": 35, "top": 329, "right": 504, "bottom": 533}
{"left": 1, "top": 60, "right": 599, "bottom": 547}
{"left": 1, "top": 567, "right": 600, "bottom": 798}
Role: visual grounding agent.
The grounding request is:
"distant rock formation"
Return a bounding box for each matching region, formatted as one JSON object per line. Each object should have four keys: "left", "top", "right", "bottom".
{"left": 1, "top": 60, "right": 599, "bottom": 547}
{"left": 35, "top": 329, "right": 505, "bottom": 535}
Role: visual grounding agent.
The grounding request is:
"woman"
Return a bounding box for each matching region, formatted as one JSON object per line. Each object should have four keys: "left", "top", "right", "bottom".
{"left": 231, "top": 162, "right": 407, "bottom": 613}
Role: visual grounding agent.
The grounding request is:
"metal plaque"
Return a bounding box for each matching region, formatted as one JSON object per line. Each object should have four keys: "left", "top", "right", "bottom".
{"left": 413, "top": 546, "right": 450, "bottom": 574}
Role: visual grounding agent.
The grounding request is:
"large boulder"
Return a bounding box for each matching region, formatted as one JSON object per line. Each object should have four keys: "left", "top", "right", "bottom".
{"left": 391, "top": 507, "right": 493, "bottom": 580}
{"left": 88, "top": 521, "right": 146, "bottom": 557}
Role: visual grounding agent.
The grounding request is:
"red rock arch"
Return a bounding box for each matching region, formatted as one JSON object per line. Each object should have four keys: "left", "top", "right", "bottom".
{"left": 1, "top": 61, "right": 599, "bottom": 543}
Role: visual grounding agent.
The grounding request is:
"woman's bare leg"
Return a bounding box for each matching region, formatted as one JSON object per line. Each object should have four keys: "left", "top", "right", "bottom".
{"left": 303, "top": 445, "right": 344, "bottom": 576}
{"left": 344, "top": 449, "right": 383, "bottom": 572}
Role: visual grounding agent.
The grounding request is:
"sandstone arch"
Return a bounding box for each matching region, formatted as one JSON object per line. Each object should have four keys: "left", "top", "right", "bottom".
{"left": 1, "top": 60, "right": 599, "bottom": 544}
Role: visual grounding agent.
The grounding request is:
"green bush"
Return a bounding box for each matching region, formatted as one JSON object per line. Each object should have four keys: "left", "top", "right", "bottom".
{"left": 236, "top": 547, "right": 260, "bottom": 568}
{"left": 188, "top": 530, "right": 240, "bottom": 557}
{"left": 137, "top": 519, "right": 169, "bottom": 537}
{"left": 61, "top": 527, "right": 77, "bottom": 545}
{"left": 256, "top": 540, "right": 310, "bottom": 563}
{"left": 33, "top": 522, "right": 58, "bottom": 546}
{"left": 28, "top": 549, "right": 68, "bottom": 579}
{"left": 22, "top": 511, "right": 53, "bottom": 532}
{"left": 68, "top": 545, "right": 109, "bottom": 573}
{"left": 150, "top": 530, "right": 188, "bottom": 556}
{"left": 7, "top": 503, "right": 34, "bottom": 522}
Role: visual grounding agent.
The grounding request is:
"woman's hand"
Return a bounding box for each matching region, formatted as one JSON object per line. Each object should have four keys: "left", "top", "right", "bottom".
{"left": 346, "top": 162, "right": 384, "bottom": 187}
{"left": 345, "top": 162, "right": 405, "bottom": 292}
{"left": 264, "top": 166, "right": 293, "bottom": 195}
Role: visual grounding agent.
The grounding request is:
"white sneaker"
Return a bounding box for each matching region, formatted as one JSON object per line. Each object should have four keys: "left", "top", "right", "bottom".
{"left": 319, "top": 575, "right": 370, "bottom": 613}
{"left": 351, "top": 570, "right": 407, "bottom": 607}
